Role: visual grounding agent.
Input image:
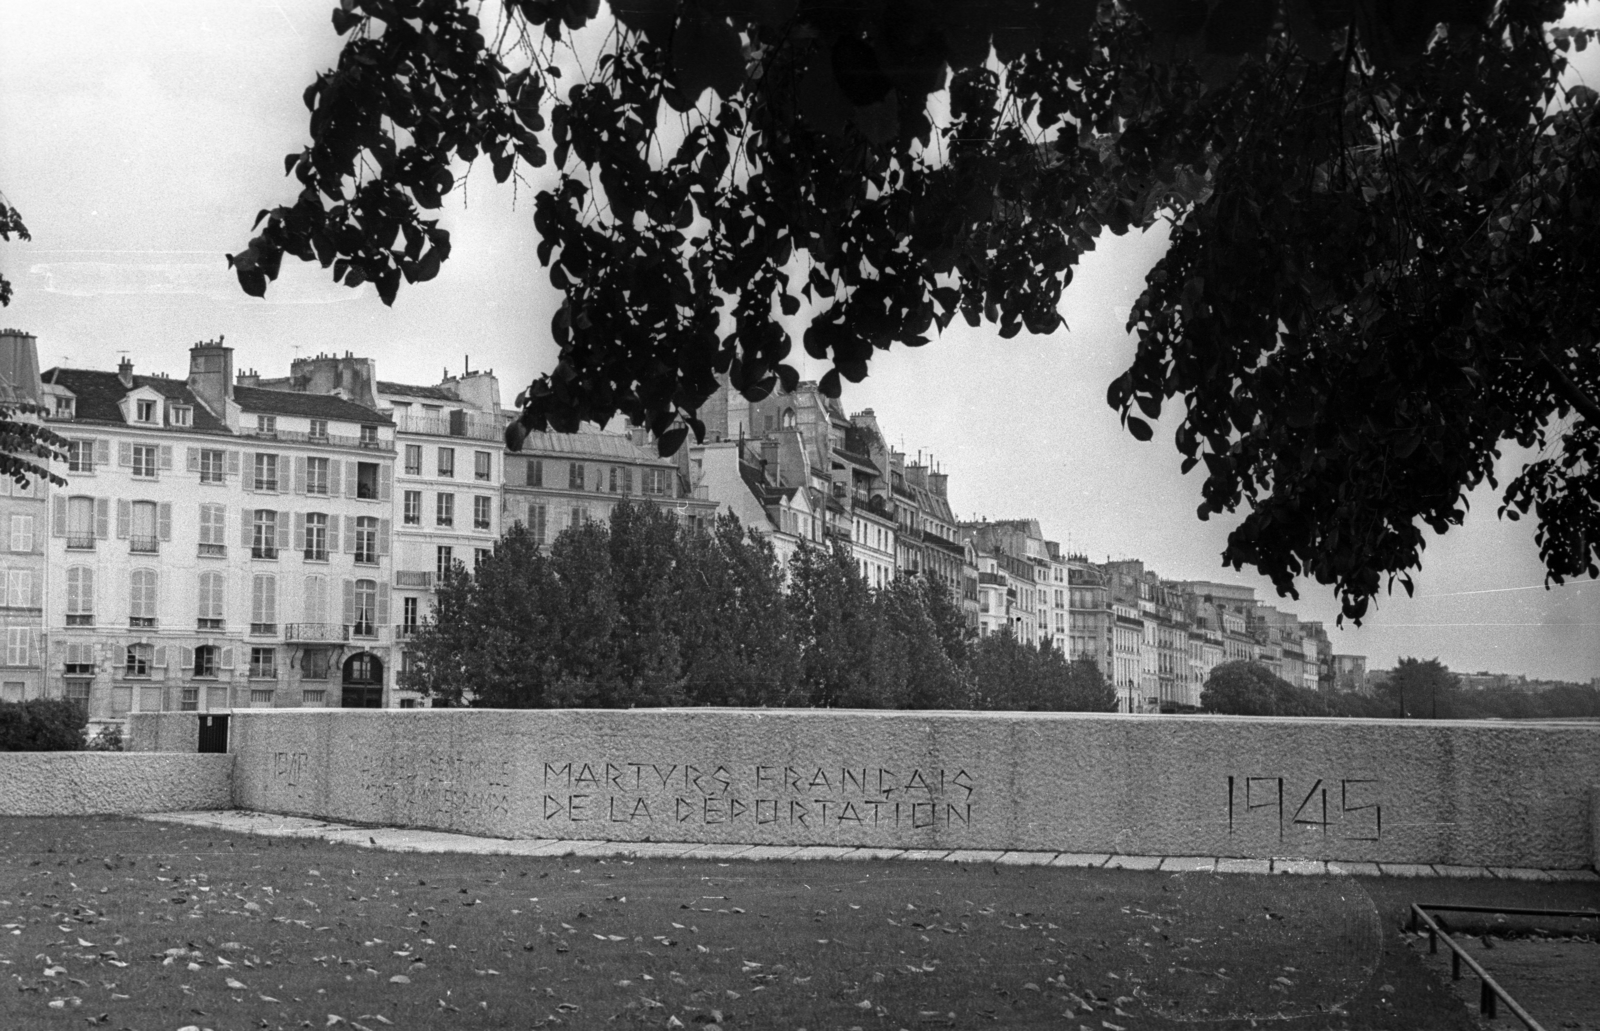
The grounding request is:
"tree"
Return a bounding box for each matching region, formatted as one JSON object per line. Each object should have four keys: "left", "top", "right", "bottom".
{"left": 871, "top": 574, "right": 971, "bottom": 710}
{"left": 1201, "top": 660, "right": 1294, "bottom": 716}
{"left": 785, "top": 542, "right": 878, "bottom": 707}
{"left": 606, "top": 499, "right": 687, "bottom": 705}
{"left": 1383, "top": 656, "right": 1458, "bottom": 719}
{"left": 237, "top": 1, "right": 1598, "bottom": 618}
{"left": 1061, "top": 654, "right": 1118, "bottom": 713}
{"left": 0, "top": 194, "right": 68, "bottom": 491}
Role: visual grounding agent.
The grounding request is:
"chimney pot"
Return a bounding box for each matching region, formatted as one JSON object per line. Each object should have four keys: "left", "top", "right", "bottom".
{"left": 117, "top": 358, "right": 134, "bottom": 388}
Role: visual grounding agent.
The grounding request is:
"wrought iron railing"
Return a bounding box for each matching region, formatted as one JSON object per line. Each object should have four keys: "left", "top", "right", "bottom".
{"left": 284, "top": 622, "right": 349, "bottom": 643}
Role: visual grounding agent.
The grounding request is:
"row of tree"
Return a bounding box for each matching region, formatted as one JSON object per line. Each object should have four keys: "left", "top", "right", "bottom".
{"left": 1201, "top": 658, "right": 1600, "bottom": 720}
{"left": 401, "top": 500, "right": 1115, "bottom": 713}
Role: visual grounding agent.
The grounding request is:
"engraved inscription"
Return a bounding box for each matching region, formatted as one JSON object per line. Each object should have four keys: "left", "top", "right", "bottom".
{"left": 1227, "top": 775, "right": 1382, "bottom": 841}
{"left": 356, "top": 751, "right": 514, "bottom": 820}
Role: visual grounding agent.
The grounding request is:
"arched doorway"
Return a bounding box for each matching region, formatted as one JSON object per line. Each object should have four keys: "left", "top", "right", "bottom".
{"left": 341, "top": 652, "right": 384, "bottom": 708}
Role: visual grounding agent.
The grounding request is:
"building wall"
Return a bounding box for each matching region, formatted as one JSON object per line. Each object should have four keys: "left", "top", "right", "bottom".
{"left": 0, "top": 753, "right": 233, "bottom": 815}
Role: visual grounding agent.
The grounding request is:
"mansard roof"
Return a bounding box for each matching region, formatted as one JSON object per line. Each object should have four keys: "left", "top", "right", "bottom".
{"left": 234, "top": 384, "right": 393, "bottom": 423}
{"left": 43, "top": 367, "right": 229, "bottom": 433}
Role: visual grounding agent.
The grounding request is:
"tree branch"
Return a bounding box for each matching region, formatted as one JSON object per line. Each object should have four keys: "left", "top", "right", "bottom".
{"left": 1536, "top": 346, "right": 1600, "bottom": 427}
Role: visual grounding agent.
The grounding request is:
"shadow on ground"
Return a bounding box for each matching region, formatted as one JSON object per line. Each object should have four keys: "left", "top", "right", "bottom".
{"left": 2, "top": 817, "right": 1595, "bottom": 1030}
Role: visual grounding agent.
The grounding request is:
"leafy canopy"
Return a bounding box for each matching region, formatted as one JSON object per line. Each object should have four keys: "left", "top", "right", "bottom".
{"left": 236, "top": 0, "right": 1599, "bottom": 619}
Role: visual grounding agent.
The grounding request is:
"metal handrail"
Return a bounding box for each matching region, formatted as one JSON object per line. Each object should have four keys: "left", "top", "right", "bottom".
{"left": 1407, "top": 903, "right": 1599, "bottom": 1029}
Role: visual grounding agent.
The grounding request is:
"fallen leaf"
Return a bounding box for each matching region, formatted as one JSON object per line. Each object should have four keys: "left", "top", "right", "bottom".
{"left": 389, "top": 975, "right": 410, "bottom": 984}
{"left": 225, "top": 977, "right": 248, "bottom": 990}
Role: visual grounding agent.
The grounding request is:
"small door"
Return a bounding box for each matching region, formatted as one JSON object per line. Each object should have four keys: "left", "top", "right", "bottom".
{"left": 198, "top": 714, "right": 229, "bottom": 754}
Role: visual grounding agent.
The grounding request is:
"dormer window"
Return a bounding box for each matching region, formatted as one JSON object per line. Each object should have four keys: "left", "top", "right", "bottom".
{"left": 53, "top": 396, "right": 74, "bottom": 419}
{"left": 136, "top": 399, "right": 156, "bottom": 423}
{"left": 359, "top": 424, "right": 378, "bottom": 447}
{"left": 257, "top": 415, "right": 276, "bottom": 436}
{"left": 170, "top": 406, "right": 192, "bottom": 427}
{"left": 308, "top": 418, "right": 328, "bottom": 440}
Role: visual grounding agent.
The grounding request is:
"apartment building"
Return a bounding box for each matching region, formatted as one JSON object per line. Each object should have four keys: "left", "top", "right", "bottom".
{"left": 0, "top": 330, "right": 47, "bottom": 702}
{"left": 35, "top": 342, "right": 398, "bottom": 723}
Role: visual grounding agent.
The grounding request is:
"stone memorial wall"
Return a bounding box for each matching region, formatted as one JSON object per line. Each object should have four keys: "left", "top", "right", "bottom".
{"left": 227, "top": 709, "right": 1600, "bottom": 870}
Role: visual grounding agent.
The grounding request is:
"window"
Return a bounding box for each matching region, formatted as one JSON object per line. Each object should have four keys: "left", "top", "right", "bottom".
{"left": 129, "top": 500, "right": 158, "bottom": 553}
{"left": 304, "top": 513, "right": 329, "bottom": 561}
{"left": 257, "top": 414, "right": 276, "bottom": 436}
{"left": 54, "top": 396, "right": 75, "bottom": 419}
{"left": 353, "top": 579, "right": 377, "bottom": 637}
{"left": 4, "top": 628, "right": 32, "bottom": 667}
{"left": 306, "top": 457, "right": 330, "bottom": 495}
{"left": 403, "top": 490, "right": 422, "bottom": 525}
{"left": 356, "top": 462, "right": 379, "bottom": 499}
{"left": 198, "top": 571, "right": 225, "bottom": 629}
{"left": 303, "top": 575, "right": 328, "bottom": 625}
{"left": 526, "top": 503, "right": 547, "bottom": 544}
{"left": 170, "top": 406, "right": 192, "bottom": 427}
{"left": 437, "top": 447, "right": 455, "bottom": 478}
{"left": 129, "top": 569, "right": 158, "bottom": 627}
{"left": 359, "top": 425, "right": 378, "bottom": 447}
{"left": 252, "top": 510, "right": 279, "bottom": 559}
{"left": 354, "top": 517, "right": 378, "bottom": 564}
{"left": 436, "top": 492, "right": 454, "bottom": 527}
{"left": 124, "top": 643, "right": 152, "bottom": 677}
{"left": 65, "top": 679, "right": 91, "bottom": 702}
{"left": 611, "top": 466, "right": 633, "bottom": 494}
{"left": 9, "top": 515, "right": 33, "bottom": 552}
{"left": 404, "top": 444, "right": 422, "bottom": 475}
{"left": 67, "top": 567, "right": 94, "bottom": 625}
{"left": 643, "top": 467, "right": 669, "bottom": 495}
{"left": 251, "top": 574, "right": 277, "bottom": 634}
{"left": 402, "top": 596, "right": 419, "bottom": 633}
{"left": 64, "top": 643, "right": 95, "bottom": 676}
{"left": 474, "top": 451, "right": 492, "bottom": 481}
{"left": 254, "top": 453, "right": 278, "bottom": 491}
{"left": 308, "top": 418, "right": 328, "bottom": 440}
{"left": 198, "top": 448, "right": 225, "bottom": 483}
{"left": 525, "top": 459, "right": 543, "bottom": 487}
{"left": 67, "top": 439, "right": 95, "bottom": 473}
{"left": 136, "top": 399, "right": 156, "bottom": 423}
{"left": 473, "top": 495, "right": 491, "bottom": 530}
{"left": 131, "top": 444, "right": 157, "bottom": 478}
{"left": 570, "top": 505, "right": 588, "bottom": 529}
{"left": 66, "top": 496, "right": 97, "bottom": 549}
{"left": 436, "top": 546, "right": 454, "bottom": 579}
{"left": 475, "top": 548, "right": 491, "bottom": 571}
{"left": 198, "top": 503, "right": 226, "bottom": 557}
{"left": 301, "top": 648, "right": 331, "bottom": 681}
{"left": 568, "top": 462, "right": 585, "bottom": 490}
{"left": 248, "top": 647, "right": 277, "bottom": 679}
{"left": 783, "top": 407, "right": 796, "bottom": 429}
{"left": 5, "top": 570, "right": 31, "bottom": 608}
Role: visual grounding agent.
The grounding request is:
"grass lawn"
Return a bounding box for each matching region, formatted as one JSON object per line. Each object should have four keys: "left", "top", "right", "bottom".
{"left": 2, "top": 816, "right": 1591, "bottom": 1031}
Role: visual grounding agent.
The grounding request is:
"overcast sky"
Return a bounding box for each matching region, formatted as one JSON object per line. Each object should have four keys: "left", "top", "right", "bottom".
{"left": 3, "top": 0, "right": 1597, "bottom": 681}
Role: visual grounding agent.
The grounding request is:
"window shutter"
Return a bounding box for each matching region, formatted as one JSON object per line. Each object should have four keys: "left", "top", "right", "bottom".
{"left": 326, "top": 515, "right": 340, "bottom": 553}
{"left": 343, "top": 515, "right": 355, "bottom": 553}
{"left": 378, "top": 519, "right": 391, "bottom": 556}
{"left": 157, "top": 503, "right": 172, "bottom": 541}
{"left": 342, "top": 579, "right": 355, "bottom": 625}
{"left": 116, "top": 499, "right": 130, "bottom": 539}
{"left": 30, "top": 573, "right": 42, "bottom": 609}
{"left": 186, "top": 447, "right": 199, "bottom": 472}
{"left": 220, "top": 646, "right": 235, "bottom": 670}
{"left": 154, "top": 645, "right": 168, "bottom": 668}
{"left": 226, "top": 450, "right": 240, "bottom": 477}
{"left": 180, "top": 647, "right": 194, "bottom": 671}
{"left": 379, "top": 464, "right": 392, "bottom": 502}
{"left": 118, "top": 440, "right": 132, "bottom": 466}
{"left": 241, "top": 509, "right": 253, "bottom": 548}
{"left": 94, "top": 499, "right": 110, "bottom": 539}
{"left": 376, "top": 582, "right": 390, "bottom": 627}
{"left": 344, "top": 461, "right": 357, "bottom": 498}
{"left": 293, "top": 512, "right": 306, "bottom": 552}
{"left": 51, "top": 495, "right": 66, "bottom": 537}
{"left": 328, "top": 459, "right": 341, "bottom": 496}
{"left": 276, "top": 512, "right": 290, "bottom": 551}
{"left": 158, "top": 444, "right": 173, "bottom": 470}
{"left": 282, "top": 454, "right": 294, "bottom": 488}
{"left": 94, "top": 439, "right": 110, "bottom": 467}
{"left": 294, "top": 456, "right": 307, "bottom": 494}
{"left": 28, "top": 629, "right": 39, "bottom": 667}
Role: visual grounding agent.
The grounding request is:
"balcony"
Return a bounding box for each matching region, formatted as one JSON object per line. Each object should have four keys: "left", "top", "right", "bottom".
{"left": 66, "top": 534, "right": 96, "bottom": 550}
{"left": 250, "top": 622, "right": 279, "bottom": 637}
{"left": 395, "top": 570, "right": 434, "bottom": 589}
{"left": 394, "top": 411, "right": 503, "bottom": 441}
{"left": 198, "top": 543, "right": 226, "bottom": 558}
{"left": 396, "top": 623, "right": 418, "bottom": 640}
{"left": 129, "top": 535, "right": 159, "bottom": 554}
{"left": 285, "top": 622, "right": 349, "bottom": 644}
{"left": 197, "top": 618, "right": 224, "bottom": 632}
{"left": 240, "top": 427, "right": 394, "bottom": 451}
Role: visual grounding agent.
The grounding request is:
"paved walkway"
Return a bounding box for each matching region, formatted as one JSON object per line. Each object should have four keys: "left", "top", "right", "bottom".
{"left": 143, "top": 809, "right": 1600, "bottom": 882}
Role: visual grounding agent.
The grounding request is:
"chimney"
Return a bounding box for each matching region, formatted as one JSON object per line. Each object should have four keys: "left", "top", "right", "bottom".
{"left": 235, "top": 367, "right": 260, "bottom": 389}
{"left": 928, "top": 470, "right": 948, "bottom": 499}
{"left": 117, "top": 357, "right": 134, "bottom": 388}
{"left": 187, "top": 337, "right": 234, "bottom": 414}
{"left": 0, "top": 329, "right": 41, "bottom": 405}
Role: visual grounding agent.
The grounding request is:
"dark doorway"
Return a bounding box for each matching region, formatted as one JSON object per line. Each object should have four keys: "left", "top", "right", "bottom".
{"left": 198, "top": 714, "right": 229, "bottom": 753}
{"left": 341, "top": 652, "right": 384, "bottom": 708}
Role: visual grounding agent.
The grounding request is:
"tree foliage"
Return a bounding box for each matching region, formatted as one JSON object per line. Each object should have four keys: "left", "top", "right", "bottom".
{"left": 403, "top": 501, "right": 1108, "bottom": 711}
{"left": 0, "top": 194, "right": 67, "bottom": 491}
{"left": 240, "top": 0, "right": 1600, "bottom": 618}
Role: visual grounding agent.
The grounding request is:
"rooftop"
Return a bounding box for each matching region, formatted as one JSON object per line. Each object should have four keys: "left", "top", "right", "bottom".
{"left": 235, "top": 384, "right": 392, "bottom": 424}
{"left": 42, "top": 367, "right": 230, "bottom": 433}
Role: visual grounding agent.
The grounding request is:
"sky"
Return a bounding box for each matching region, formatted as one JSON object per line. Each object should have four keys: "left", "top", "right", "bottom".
{"left": 2, "top": 0, "right": 1597, "bottom": 682}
